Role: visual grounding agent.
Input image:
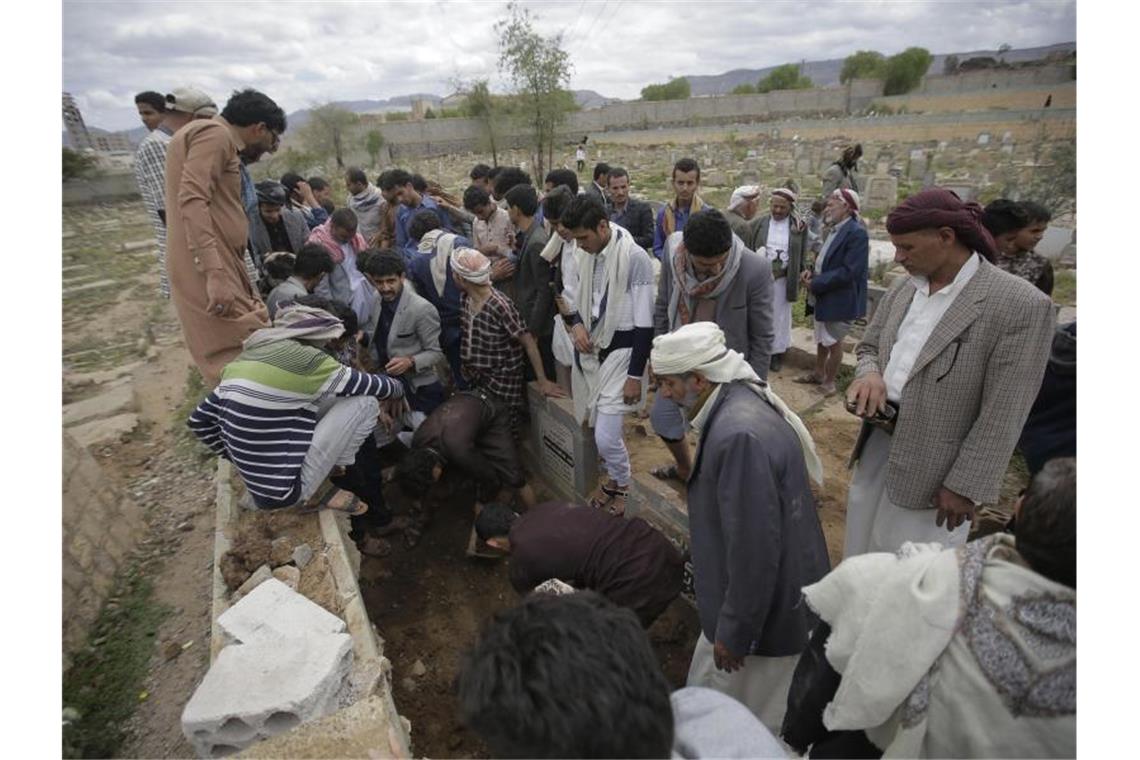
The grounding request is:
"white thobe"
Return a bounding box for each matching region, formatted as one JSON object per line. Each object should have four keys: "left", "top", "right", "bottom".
{"left": 765, "top": 217, "right": 793, "bottom": 354}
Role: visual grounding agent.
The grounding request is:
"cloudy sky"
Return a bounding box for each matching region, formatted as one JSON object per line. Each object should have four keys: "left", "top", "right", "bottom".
{"left": 63, "top": 0, "right": 1075, "bottom": 132}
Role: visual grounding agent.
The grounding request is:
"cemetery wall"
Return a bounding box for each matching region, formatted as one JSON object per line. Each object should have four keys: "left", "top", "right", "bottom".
{"left": 918, "top": 64, "right": 1074, "bottom": 95}
{"left": 62, "top": 431, "right": 148, "bottom": 670}
{"left": 874, "top": 82, "right": 1075, "bottom": 114}
{"left": 63, "top": 173, "right": 140, "bottom": 206}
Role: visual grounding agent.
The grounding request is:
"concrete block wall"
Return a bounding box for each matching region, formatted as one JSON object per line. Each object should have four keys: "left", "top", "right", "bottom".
{"left": 63, "top": 173, "right": 141, "bottom": 206}
{"left": 874, "top": 82, "right": 1075, "bottom": 115}
{"left": 62, "top": 431, "right": 147, "bottom": 669}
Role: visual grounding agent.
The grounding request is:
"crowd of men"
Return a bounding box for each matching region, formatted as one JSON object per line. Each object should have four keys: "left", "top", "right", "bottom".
{"left": 132, "top": 85, "right": 1076, "bottom": 757}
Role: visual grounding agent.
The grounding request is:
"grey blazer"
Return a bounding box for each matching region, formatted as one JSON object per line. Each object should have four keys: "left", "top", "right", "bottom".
{"left": 851, "top": 258, "right": 1054, "bottom": 508}
{"left": 746, "top": 214, "right": 809, "bottom": 302}
{"left": 655, "top": 232, "right": 776, "bottom": 381}
{"left": 367, "top": 285, "right": 444, "bottom": 389}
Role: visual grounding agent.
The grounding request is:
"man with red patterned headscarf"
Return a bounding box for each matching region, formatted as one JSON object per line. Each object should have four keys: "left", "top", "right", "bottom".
{"left": 842, "top": 188, "right": 1054, "bottom": 557}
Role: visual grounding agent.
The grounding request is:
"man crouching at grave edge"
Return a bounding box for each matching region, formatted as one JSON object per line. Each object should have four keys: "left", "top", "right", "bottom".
{"left": 393, "top": 388, "right": 536, "bottom": 548}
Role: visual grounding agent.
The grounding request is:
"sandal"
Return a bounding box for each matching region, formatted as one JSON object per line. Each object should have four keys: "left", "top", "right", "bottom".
{"left": 793, "top": 373, "right": 822, "bottom": 385}
{"left": 296, "top": 480, "right": 339, "bottom": 513}
{"left": 299, "top": 489, "right": 369, "bottom": 516}
{"left": 589, "top": 482, "right": 629, "bottom": 517}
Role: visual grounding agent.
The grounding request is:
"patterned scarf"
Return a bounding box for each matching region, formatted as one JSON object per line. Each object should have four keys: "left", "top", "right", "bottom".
{"left": 667, "top": 234, "right": 743, "bottom": 329}
{"left": 242, "top": 303, "right": 345, "bottom": 351}
{"left": 661, "top": 194, "right": 705, "bottom": 239}
{"left": 307, "top": 219, "right": 366, "bottom": 265}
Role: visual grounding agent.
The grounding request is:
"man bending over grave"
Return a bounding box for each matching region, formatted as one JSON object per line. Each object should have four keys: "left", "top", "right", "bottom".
{"left": 475, "top": 501, "right": 684, "bottom": 627}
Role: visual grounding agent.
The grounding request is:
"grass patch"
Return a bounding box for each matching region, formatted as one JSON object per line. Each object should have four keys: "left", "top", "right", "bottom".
{"left": 792, "top": 296, "right": 810, "bottom": 329}
{"left": 63, "top": 570, "right": 170, "bottom": 758}
{"left": 1052, "top": 268, "right": 1075, "bottom": 307}
{"left": 836, "top": 364, "right": 856, "bottom": 396}
{"left": 173, "top": 366, "right": 214, "bottom": 468}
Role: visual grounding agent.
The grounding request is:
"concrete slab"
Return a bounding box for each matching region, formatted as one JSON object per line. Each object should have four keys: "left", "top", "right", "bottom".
{"left": 181, "top": 633, "right": 353, "bottom": 758}
{"left": 218, "top": 578, "right": 346, "bottom": 646}
{"left": 63, "top": 362, "right": 143, "bottom": 392}
{"left": 236, "top": 695, "right": 411, "bottom": 759}
{"left": 63, "top": 381, "right": 135, "bottom": 426}
{"left": 68, "top": 413, "right": 139, "bottom": 448}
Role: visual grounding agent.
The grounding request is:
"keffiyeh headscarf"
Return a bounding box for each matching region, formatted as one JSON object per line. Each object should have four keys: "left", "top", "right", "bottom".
{"left": 242, "top": 303, "right": 345, "bottom": 350}
{"left": 450, "top": 247, "right": 492, "bottom": 284}
{"left": 886, "top": 187, "right": 998, "bottom": 262}
{"left": 651, "top": 322, "right": 823, "bottom": 484}
{"left": 772, "top": 187, "right": 798, "bottom": 205}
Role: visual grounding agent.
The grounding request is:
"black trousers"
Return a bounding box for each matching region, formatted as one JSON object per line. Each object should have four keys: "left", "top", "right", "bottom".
{"left": 328, "top": 433, "right": 393, "bottom": 540}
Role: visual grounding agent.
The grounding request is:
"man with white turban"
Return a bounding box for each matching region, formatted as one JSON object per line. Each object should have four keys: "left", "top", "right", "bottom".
{"left": 724, "top": 184, "right": 761, "bottom": 240}
{"left": 450, "top": 247, "right": 565, "bottom": 435}
{"left": 651, "top": 321, "right": 831, "bottom": 733}
{"left": 747, "top": 186, "right": 809, "bottom": 372}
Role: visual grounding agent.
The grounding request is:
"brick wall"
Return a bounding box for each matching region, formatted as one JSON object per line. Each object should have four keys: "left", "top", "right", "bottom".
{"left": 62, "top": 431, "right": 147, "bottom": 670}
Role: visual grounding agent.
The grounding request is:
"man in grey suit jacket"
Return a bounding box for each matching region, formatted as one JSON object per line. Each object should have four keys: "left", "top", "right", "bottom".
{"left": 356, "top": 249, "right": 446, "bottom": 415}
{"left": 649, "top": 209, "right": 775, "bottom": 482}
{"left": 844, "top": 188, "right": 1054, "bottom": 556}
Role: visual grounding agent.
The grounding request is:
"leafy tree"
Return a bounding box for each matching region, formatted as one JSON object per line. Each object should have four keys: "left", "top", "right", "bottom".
{"left": 942, "top": 54, "right": 960, "bottom": 76}
{"left": 840, "top": 50, "right": 886, "bottom": 83}
{"left": 62, "top": 147, "right": 98, "bottom": 180}
{"left": 461, "top": 78, "right": 504, "bottom": 165}
{"left": 496, "top": 2, "right": 574, "bottom": 178}
{"left": 756, "top": 64, "right": 813, "bottom": 93}
{"left": 641, "top": 77, "right": 691, "bottom": 101}
{"left": 730, "top": 83, "right": 757, "bottom": 95}
{"left": 882, "top": 47, "right": 933, "bottom": 95}
{"left": 299, "top": 103, "right": 360, "bottom": 170}
{"left": 365, "top": 130, "right": 385, "bottom": 167}
{"left": 425, "top": 107, "right": 437, "bottom": 119}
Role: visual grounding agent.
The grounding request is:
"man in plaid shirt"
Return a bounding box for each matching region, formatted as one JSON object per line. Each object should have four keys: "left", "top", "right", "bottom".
{"left": 451, "top": 247, "right": 565, "bottom": 434}
{"left": 133, "top": 87, "right": 217, "bottom": 299}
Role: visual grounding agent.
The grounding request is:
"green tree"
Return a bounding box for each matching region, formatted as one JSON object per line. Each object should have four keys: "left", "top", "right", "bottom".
{"left": 840, "top": 50, "right": 886, "bottom": 83}
{"left": 365, "top": 130, "right": 385, "bottom": 167}
{"left": 641, "top": 77, "right": 691, "bottom": 101}
{"left": 424, "top": 107, "right": 437, "bottom": 119}
{"left": 882, "top": 47, "right": 933, "bottom": 95}
{"left": 299, "top": 103, "right": 360, "bottom": 170}
{"left": 942, "top": 54, "right": 960, "bottom": 76}
{"left": 756, "top": 63, "right": 813, "bottom": 93}
{"left": 730, "top": 83, "right": 757, "bottom": 95}
{"left": 461, "top": 78, "right": 504, "bottom": 165}
{"left": 496, "top": 1, "right": 574, "bottom": 178}
{"left": 62, "top": 147, "right": 97, "bottom": 180}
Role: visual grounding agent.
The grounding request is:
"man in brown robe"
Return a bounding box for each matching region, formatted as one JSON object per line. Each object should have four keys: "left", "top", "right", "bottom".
{"left": 164, "top": 88, "right": 286, "bottom": 386}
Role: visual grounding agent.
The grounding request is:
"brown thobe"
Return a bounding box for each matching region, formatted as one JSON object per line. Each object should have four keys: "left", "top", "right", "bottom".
{"left": 164, "top": 116, "right": 268, "bottom": 386}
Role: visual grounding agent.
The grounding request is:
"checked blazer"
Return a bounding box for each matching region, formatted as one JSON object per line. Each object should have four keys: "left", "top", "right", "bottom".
{"left": 850, "top": 257, "right": 1054, "bottom": 508}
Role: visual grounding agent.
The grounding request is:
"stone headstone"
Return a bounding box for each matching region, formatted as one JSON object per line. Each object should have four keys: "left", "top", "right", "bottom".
{"left": 1001, "top": 144, "right": 1014, "bottom": 155}
{"left": 863, "top": 176, "right": 899, "bottom": 212}
{"left": 909, "top": 148, "right": 926, "bottom": 162}
{"left": 922, "top": 170, "right": 937, "bottom": 188}
{"left": 875, "top": 161, "right": 890, "bottom": 175}
{"left": 1035, "top": 226, "right": 1075, "bottom": 261}
{"left": 977, "top": 132, "right": 991, "bottom": 145}
{"left": 737, "top": 170, "right": 760, "bottom": 186}
{"left": 1002, "top": 131, "right": 1014, "bottom": 144}
{"left": 795, "top": 157, "right": 813, "bottom": 176}
{"left": 941, "top": 184, "right": 977, "bottom": 202}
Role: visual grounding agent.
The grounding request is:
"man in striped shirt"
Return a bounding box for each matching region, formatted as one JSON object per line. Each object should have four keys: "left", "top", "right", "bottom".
{"left": 188, "top": 304, "right": 403, "bottom": 510}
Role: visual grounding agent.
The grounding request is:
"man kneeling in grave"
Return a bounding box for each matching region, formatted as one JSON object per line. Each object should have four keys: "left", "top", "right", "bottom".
{"left": 394, "top": 387, "right": 534, "bottom": 544}
{"left": 474, "top": 501, "right": 685, "bottom": 627}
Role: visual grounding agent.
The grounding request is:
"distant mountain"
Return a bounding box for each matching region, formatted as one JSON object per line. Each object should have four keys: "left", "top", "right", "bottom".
{"left": 682, "top": 41, "right": 1075, "bottom": 95}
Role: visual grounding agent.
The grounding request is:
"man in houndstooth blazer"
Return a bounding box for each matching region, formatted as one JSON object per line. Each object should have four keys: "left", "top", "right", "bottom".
{"left": 844, "top": 188, "right": 1054, "bottom": 556}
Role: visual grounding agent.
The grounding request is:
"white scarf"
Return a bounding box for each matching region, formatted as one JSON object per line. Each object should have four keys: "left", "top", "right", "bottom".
{"left": 418, "top": 229, "right": 458, "bottom": 297}
{"left": 576, "top": 223, "right": 633, "bottom": 351}
{"left": 652, "top": 322, "right": 823, "bottom": 485}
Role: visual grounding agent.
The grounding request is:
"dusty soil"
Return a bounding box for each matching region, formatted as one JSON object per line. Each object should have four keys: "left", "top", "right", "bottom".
{"left": 360, "top": 478, "right": 701, "bottom": 759}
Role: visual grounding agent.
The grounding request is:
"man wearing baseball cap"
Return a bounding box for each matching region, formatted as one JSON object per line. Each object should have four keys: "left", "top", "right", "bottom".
{"left": 133, "top": 86, "right": 217, "bottom": 300}
{"left": 724, "top": 185, "right": 761, "bottom": 241}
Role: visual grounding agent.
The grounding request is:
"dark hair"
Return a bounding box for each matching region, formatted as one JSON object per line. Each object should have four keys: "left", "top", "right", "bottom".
{"left": 376, "top": 169, "right": 398, "bottom": 191}
{"left": 544, "top": 168, "right": 579, "bottom": 195}
{"left": 542, "top": 185, "right": 576, "bottom": 223}
{"left": 134, "top": 91, "right": 165, "bottom": 112}
{"left": 330, "top": 207, "right": 358, "bottom": 232}
{"left": 294, "top": 295, "right": 358, "bottom": 335}
{"left": 560, "top": 195, "right": 608, "bottom": 232}
{"left": 383, "top": 169, "right": 413, "bottom": 190}
{"left": 504, "top": 184, "right": 539, "bottom": 217}
{"left": 263, "top": 252, "right": 296, "bottom": 282}
{"left": 357, "top": 248, "right": 405, "bottom": 277}
{"left": 683, "top": 209, "right": 734, "bottom": 257}
{"left": 320, "top": 199, "right": 336, "bottom": 215}
{"left": 463, "top": 184, "right": 492, "bottom": 213}
{"left": 395, "top": 447, "right": 442, "bottom": 498}
{"left": 409, "top": 209, "right": 443, "bottom": 242}
{"left": 672, "top": 157, "right": 700, "bottom": 182}
{"left": 487, "top": 166, "right": 504, "bottom": 182}
{"left": 220, "top": 88, "right": 286, "bottom": 133}
{"left": 294, "top": 243, "right": 335, "bottom": 279}
{"left": 457, "top": 592, "right": 674, "bottom": 758}
{"left": 411, "top": 173, "right": 427, "bottom": 193}
{"left": 307, "top": 176, "right": 330, "bottom": 192}
{"left": 280, "top": 172, "right": 304, "bottom": 195}
{"left": 345, "top": 167, "right": 367, "bottom": 186}
{"left": 1015, "top": 457, "right": 1076, "bottom": 588}
{"left": 474, "top": 502, "right": 518, "bottom": 541}
{"left": 1020, "top": 201, "right": 1053, "bottom": 225}
{"left": 470, "top": 163, "right": 493, "bottom": 181}
{"left": 592, "top": 162, "right": 612, "bottom": 183}
{"left": 981, "top": 199, "right": 1031, "bottom": 238}
{"left": 493, "top": 167, "right": 532, "bottom": 200}
{"left": 607, "top": 166, "right": 629, "bottom": 183}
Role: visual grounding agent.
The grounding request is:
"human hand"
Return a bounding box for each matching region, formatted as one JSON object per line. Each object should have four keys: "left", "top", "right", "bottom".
{"left": 294, "top": 180, "right": 317, "bottom": 207}
{"left": 933, "top": 486, "right": 976, "bottom": 532}
{"left": 622, "top": 377, "right": 642, "bottom": 405}
{"left": 490, "top": 258, "right": 516, "bottom": 281}
{"left": 846, "top": 372, "right": 888, "bottom": 418}
{"left": 713, "top": 639, "right": 744, "bottom": 672}
{"left": 799, "top": 269, "right": 813, "bottom": 288}
{"left": 385, "top": 356, "right": 415, "bottom": 376}
{"left": 540, "top": 379, "right": 568, "bottom": 398}
{"left": 570, "top": 323, "right": 593, "bottom": 353}
{"left": 205, "top": 269, "right": 236, "bottom": 317}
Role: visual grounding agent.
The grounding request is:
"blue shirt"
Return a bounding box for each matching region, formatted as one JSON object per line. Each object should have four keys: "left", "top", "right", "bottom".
{"left": 238, "top": 163, "right": 258, "bottom": 218}
{"left": 396, "top": 196, "right": 451, "bottom": 258}
{"left": 653, "top": 203, "right": 695, "bottom": 260}
{"left": 409, "top": 235, "right": 471, "bottom": 340}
